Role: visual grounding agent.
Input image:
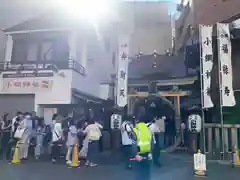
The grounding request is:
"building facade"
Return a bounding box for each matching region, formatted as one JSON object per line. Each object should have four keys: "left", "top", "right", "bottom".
{"left": 175, "top": 0, "right": 240, "bottom": 52}
{"left": 0, "top": 12, "right": 116, "bottom": 119}
{"left": 0, "top": 1, "right": 172, "bottom": 119}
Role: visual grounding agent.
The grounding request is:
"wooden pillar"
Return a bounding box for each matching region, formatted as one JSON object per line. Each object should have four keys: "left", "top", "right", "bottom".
{"left": 174, "top": 95, "right": 181, "bottom": 132}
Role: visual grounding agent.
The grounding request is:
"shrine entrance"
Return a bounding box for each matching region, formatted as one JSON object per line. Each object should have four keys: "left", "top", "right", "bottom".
{"left": 127, "top": 90, "right": 191, "bottom": 150}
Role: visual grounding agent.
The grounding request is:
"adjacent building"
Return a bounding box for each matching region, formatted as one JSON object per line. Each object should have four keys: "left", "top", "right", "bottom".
{"left": 175, "top": 0, "right": 240, "bottom": 52}
{"left": 0, "top": 1, "right": 172, "bottom": 119}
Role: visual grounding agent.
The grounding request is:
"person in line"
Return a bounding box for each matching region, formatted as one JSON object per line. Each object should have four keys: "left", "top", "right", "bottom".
{"left": 83, "top": 118, "right": 103, "bottom": 167}
{"left": 121, "top": 115, "right": 135, "bottom": 169}
{"left": 66, "top": 119, "right": 78, "bottom": 165}
{"left": 51, "top": 117, "right": 63, "bottom": 163}
{"left": 132, "top": 107, "right": 153, "bottom": 180}
{"left": 35, "top": 117, "right": 45, "bottom": 160}
{"left": 6, "top": 112, "right": 23, "bottom": 161}
{"left": 20, "top": 112, "right": 33, "bottom": 160}
{"left": 62, "top": 112, "right": 73, "bottom": 144}
{"left": 11, "top": 112, "right": 23, "bottom": 137}
{"left": 42, "top": 124, "right": 52, "bottom": 157}
{"left": 0, "top": 113, "right": 12, "bottom": 159}
{"left": 52, "top": 114, "right": 58, "bottom": 127}
{"left": 148, "top": 118, "right": 161, "bottom": 167}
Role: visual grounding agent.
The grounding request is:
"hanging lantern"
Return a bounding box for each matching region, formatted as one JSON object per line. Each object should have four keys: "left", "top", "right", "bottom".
{"left": 152, "top": 50, "right": 157, "bottom": 68}
{"left": 136, "top": 52, "right": 142, "bottom": 60}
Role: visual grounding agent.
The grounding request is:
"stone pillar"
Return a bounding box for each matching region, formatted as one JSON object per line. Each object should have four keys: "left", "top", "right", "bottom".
{"left": 68, "top": 30, "right": 77, "bottom": 62}
{"left": 4, "top": 35, "right": 13, "bottom": 68}
{"left": 174, "top": 95, "right": 181, "bottom": 145}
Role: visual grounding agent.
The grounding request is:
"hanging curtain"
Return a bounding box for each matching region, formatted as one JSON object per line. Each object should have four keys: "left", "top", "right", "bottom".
{"left": 116, "top": 36, "right": 129, "bottom": 107}
{"left": 217, "top": 23, "right": 236, "bottom": 107}
{"left": 199, "top": 25, "right": 214, "bottom": 108}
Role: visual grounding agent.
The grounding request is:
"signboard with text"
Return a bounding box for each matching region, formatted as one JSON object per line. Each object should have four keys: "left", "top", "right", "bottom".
{"left": 2, "top": 78, "right": 53, "bottom": 92}
{"left": 2, "top": 72, "right": 53, "bottom": 78}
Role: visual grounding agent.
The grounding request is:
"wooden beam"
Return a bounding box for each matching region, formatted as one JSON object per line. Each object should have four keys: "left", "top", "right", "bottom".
{"left": 128, "top": 91, "right": 191, "bottom": 97}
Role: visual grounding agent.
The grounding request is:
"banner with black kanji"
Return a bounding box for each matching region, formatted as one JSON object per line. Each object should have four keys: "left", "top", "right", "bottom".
{"left": 116, "top": 36, "right": 129, "bottom": 107}
{"left": 199, "top": 25, "right": 214, "bottom": 108}
{"left": 217, "top": 23, "right": 235, "bottom": 107}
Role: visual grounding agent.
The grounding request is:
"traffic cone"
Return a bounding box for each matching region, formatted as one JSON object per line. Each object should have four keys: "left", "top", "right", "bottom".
{"left": 232, "top": 145, "right": 240, "bottom": 167}
{"left": 194, "top": 149, "right": 207, "bottom": 177}
{"left": 11, "top": 141, "right": 21, "bottom": 164}
{"left": 70, "top": 144, "right": 80, "bottom": 167}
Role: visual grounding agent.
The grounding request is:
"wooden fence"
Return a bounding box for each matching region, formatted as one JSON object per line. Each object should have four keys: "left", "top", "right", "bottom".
{"left": 204, "top": 124, "right": 240, "bottom": 156}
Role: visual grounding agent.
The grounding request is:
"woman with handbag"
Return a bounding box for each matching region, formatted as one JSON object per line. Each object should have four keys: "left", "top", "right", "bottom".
{"left": 83, "top": 118, "right": 103, "bottom": 167}
{"left": 65, "top": 119, "right": 78, "bottom": 165}
{"left": 5, "top": 113, "right": 22, "bottom": 161}
{"left": 19, "top": 112, "right": 33, "bottom": 160}
{"left": 0, "top": 113, "right": 11, "bottom": 159}
{"left": 51, "top": 118, "right": 63, "bottom": 163}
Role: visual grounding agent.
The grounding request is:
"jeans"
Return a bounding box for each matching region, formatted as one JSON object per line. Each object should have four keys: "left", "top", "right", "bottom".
{"left": 66, "top": 146, "right": 73, "bottom": 161}
{"left": 122, "top": 145, "right": 133, "bottom": 167}
{"left": 0, "top": 132, "right": 11, "bottom": 159}
{"left": 87, "top": 140, "right": 99, "bottom": 162}
{"left": 5, "top": 138, "right": 18, "bottom": 160}
{"left": 152, "top": 133, "right": 161, "bottom": 165}
{"left": 134, "top": 153, "right": 151, "bottom": 180}
{"left": 35, "top": 134, "right": 43, "bottom": 157}
{"left": 51, "top": 141, "right": 61, "bottom": 160}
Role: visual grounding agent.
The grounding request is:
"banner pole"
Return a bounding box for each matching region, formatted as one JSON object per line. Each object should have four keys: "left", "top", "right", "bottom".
{"left": 216, "top": 23, "right": 225, "bottom": 160}
{"left": 199, "top": 25, "right": 206, "bottom": 153}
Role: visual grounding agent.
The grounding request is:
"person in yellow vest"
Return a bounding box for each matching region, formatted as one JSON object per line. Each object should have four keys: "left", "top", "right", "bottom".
{"left": 132, "top": 107, "right": 153, "bottom": 180}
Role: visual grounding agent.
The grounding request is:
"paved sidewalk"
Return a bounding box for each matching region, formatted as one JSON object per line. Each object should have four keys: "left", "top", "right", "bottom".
{"left": 0, "top": 152, "right": 239, "bottom": 180}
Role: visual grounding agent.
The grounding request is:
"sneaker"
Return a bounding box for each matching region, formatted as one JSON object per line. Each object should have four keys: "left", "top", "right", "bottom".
{"left": 52, "top": 159, "right": 56, "bottom": 163}
{"left": 127, "top": 164, "right": 132, "bottom": 169}
{"left": 89, "top": 162, "right": 97, "bottom": 167}
{"left": 84, "top": 161, "right": 90, "bottom": 166}
{"left": 66, "top": 160, "right": 72, "bottom": 165}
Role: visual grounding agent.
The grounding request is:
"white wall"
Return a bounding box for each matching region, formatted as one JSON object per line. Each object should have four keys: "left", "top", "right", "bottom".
{"left": 99, "top": 84, "right": 110, "bottom": 100}
{"left": 72, "top": 27, "right": 116, "bottom": 97}
{"left": 130, "top": 23, "right": 172, "bottom": 55}
{"left": 120, "top": 2, "right": 172, "bottom": 56}
{"left": 0, "top": 70, "right": 72, "bottom": 104}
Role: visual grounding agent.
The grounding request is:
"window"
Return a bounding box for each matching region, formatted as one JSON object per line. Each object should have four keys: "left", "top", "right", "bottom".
{"left": 12, "top": 40, "right": 27, "bottom": 63}
{"left": 41, "top": 42, "right": 53, "bottom": 61}
{"left": 112, "top": 52, "right": 116, "bottom": 68}
{"left": 104, "top": 37, "right": 111, "bottom": 52}
{"left": 26, "top": 43, "right": 38, "bottom": 61}
{"left": 12, "top": 38, "right": 68, "bottom": 63}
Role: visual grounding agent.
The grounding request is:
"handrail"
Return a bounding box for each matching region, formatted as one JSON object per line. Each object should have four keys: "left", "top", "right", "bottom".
{"left": 0, "top": 59, "right": 85, "bottom": 76}
{"left": 204, "top": 123, "right": 240, "bottom": 128}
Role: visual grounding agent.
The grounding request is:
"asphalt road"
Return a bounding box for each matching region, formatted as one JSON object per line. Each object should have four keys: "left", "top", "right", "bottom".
{"left": 0, "top": 153, "right": 239, "bottom": 180}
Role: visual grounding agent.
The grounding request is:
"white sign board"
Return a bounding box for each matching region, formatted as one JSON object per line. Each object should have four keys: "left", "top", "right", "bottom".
{"left": 199, "top": 25, "right": 214, "bottom": 108}
{"left": 2, "top": 78, "right": 53, "bottom": 93}
{"left": 116, "top": 36, "right": 129, "bottom": 107}
{"left": 111, "top": 114, "right": 122, "bottom": 130}
{"left": 188, "top": 114, "right": 202, "bottom": 132}
{"left": 217, "top": 23, "right": 236, "bottom": 107}
{"left": 194, "top": 152, "right": 206, "bottom": 172}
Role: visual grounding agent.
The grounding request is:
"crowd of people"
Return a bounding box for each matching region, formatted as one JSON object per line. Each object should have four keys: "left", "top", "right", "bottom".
{"left": 0, "top": 111, "right": 103, "bottom": 167}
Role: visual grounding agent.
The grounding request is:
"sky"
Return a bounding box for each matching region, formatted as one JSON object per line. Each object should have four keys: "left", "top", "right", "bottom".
{"left": 0, "top": 0, "right": 181, "bottom": 60}
{"left": 125, "top": 0, "right": 181, "bottom": 14}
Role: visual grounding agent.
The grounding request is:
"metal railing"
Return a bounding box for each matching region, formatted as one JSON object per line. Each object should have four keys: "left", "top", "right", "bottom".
{"left": 0, "top": 59, "right": 85, "bottom": 76}
{"left": 204, "top": 123, "right": 240, "bottom": 155}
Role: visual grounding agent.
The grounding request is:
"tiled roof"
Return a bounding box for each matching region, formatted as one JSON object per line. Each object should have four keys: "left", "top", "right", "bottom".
{"left": 128, "top": 54, "right": 195, "bottom": 81}
{"left": 3, "top": 12, "right": 75, "bottom": 32}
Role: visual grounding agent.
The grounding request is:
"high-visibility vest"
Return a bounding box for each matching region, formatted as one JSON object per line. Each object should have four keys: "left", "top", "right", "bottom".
{"left": 133, "top": 122, "right": 151, "bottom": 153}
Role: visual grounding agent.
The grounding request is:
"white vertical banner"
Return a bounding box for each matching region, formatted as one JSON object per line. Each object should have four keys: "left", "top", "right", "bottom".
{"left": 217, "top": 23, "right": 236, "bottom": 107}
{"left": 116, "top": 36, "right": 129, "bottom": 107}
{"left": 199, "top": 25, "right": 214, "bottom": 108}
